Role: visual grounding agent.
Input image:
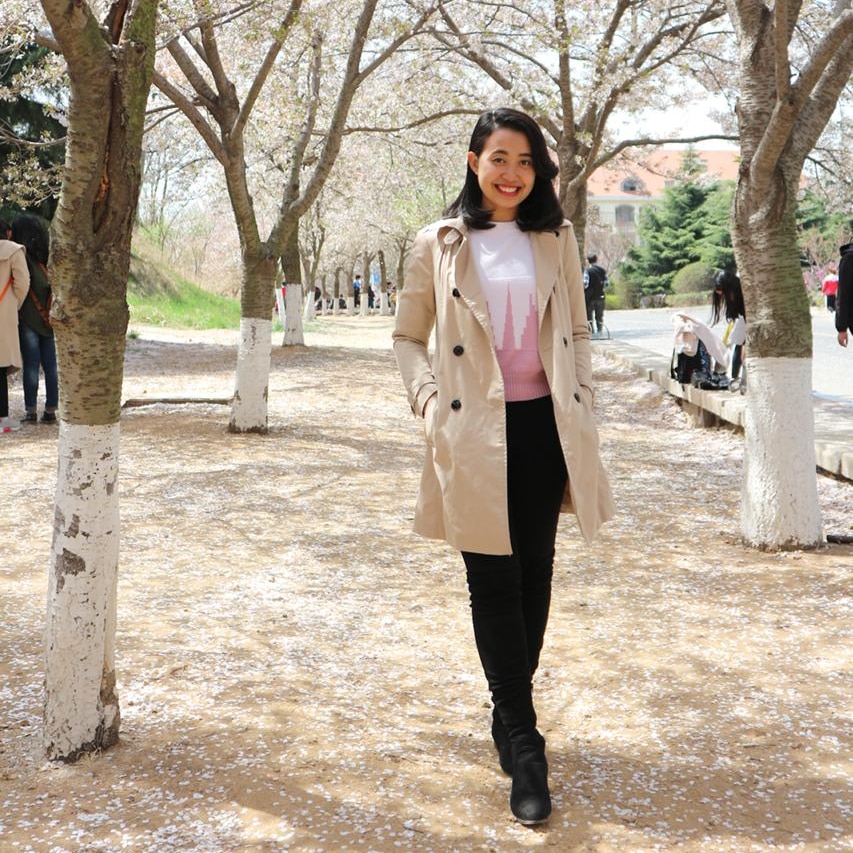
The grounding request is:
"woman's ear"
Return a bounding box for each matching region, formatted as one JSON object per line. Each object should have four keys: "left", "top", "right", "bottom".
{"left": 466, "top": 151, "right": 478, "bottom": 174}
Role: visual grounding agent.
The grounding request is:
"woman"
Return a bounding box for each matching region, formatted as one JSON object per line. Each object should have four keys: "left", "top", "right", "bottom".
{"left": 0, "top": 227, "right": 30, "bottom": 433}
{"left": 393, "top": 108, "right": 614, "bottom": 826}
{"left": 711, "top": 268, "right": 746, "bottom": 381}
{"left": 12, "top": 214, "right": 58, "bottom": 424}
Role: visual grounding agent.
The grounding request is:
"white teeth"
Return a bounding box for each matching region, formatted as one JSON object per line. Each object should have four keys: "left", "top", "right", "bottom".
{"left": 497, "top": 185, "right": 519, "bottom": 193}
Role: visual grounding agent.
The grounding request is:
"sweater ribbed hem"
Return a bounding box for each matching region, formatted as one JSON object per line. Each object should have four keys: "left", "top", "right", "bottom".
{"left": 503, "top": 376, "right": 551, "bottom": 402}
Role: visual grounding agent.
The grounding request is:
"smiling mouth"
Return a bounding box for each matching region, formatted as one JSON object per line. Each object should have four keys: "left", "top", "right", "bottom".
{"left": 496, "top": 185, "right": 521, "bottom": 195}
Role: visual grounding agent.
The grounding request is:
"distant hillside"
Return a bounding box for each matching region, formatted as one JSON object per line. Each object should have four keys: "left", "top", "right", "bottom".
{"left": 128, "top": 228, "right": 191, "bottom": 298}
{"left": 128, "top": 229, "right": 240, "bottom": 329}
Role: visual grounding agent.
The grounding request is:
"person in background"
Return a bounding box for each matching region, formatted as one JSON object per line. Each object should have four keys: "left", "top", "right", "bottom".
{"left": 0, "top": 224, "right": 30, "bottom": 433}
{"left": 393, "top": 107, "right": 613, "bottom": 827}
{"left": 583, "top": 253, "right": 608, "bottom": 335}
{"left": 12, "top": 214, "right": 58, "bottom": 424}
{"left": 711, "top": 268, "right": 747, "bottom": 380}
{"left": 836, "top": 241, "right": 853, "bottom": 347}
{"left": 821, "top": 263, "right": 838, "bottom": 312}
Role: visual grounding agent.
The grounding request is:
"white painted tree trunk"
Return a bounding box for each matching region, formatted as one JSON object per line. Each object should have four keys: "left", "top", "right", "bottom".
{"left": 741, "top": 357, "right": 822, "bottom": 548}
{"left": 379, "top": 291, "right": 390, "bottom": 316}
{"left": 282, "top": 283, "right": 304, "bottom": 346}
{"left": 346, "top": 296, "right": 355, "bottom": 316}
{"left": 332, "top": 296, "right": 340, "bottom": 315}
{"left": 44, "top": 423, "right": 121, "bottom": 761}
{"left": 360, "top": 293, "right": 370, "bottom": 317}
{"left": 303, "top": 286, "right": 316, "bottom": 322}
{"left": 230, "top": 317, "right": 271, "bottom": 432}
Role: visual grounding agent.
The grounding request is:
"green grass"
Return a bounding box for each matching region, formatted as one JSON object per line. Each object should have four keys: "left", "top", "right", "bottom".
{"left": 127, "top": 229, "right": 241, "bottom": 330}
{"left": 127, "top": 279, "right": 241, "bottom": 329}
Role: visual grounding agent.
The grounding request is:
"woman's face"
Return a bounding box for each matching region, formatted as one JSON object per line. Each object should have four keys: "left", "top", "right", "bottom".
{"left": 467, "top": 127, "right": 536, "bottom": 221}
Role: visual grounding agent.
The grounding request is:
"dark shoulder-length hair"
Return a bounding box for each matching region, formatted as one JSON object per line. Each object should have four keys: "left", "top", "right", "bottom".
{"left": 711, "top": 268, "right": 745, "bottom": 324}
{"left": 11, "top": 213, "right": 50, "bottom": 267}
{"left": 444, "top": 108, "right": 564, "bottom": 232}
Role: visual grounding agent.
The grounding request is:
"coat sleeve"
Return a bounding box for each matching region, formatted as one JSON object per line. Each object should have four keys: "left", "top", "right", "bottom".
{"left": 393, "top": 229, "right": 438, "bottom": 417}
{"left": 562, "top": 225, "right": 593, "bottom": 396}
{"left": 10, "top": 247, "right": 30, "bottom": 307}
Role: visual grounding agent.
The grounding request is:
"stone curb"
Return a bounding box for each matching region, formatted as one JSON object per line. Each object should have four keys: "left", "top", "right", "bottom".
{"left": 591, "top": 339, "right": 852, "bottom": 482}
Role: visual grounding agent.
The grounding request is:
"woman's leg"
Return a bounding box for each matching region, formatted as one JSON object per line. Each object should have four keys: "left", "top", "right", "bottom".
{"left": 40, "top": 334, "right": 59, "bottom": 413}
{"left": 731, "top": 344, "right": 743, "bottom": 380}
{"left": 0, "top": 369, "right": 9, "bottom": 419}
{"left": 462, "top": 397, "right": 567, "bottom": 824}
{"left": 463, "top": 552, "right": 536, "bottom": 740}
{"left": 18, "top": 323, "right": 40, "bottom": 414}
{"left": 507, "top": 396, "right": 567, "bottom": 678}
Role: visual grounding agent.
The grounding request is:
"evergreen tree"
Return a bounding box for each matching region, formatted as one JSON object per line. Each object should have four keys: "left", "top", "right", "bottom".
{"left": 697, "top": 182, "right": 736, "bottom": 271}
{"left": 619, "top": 181, "right": 711, "bottom": 296}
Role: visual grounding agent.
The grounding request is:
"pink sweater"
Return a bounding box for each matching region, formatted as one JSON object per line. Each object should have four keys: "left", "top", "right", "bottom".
{"left": 468, "top": 222, "right": 550, "bottom": 401}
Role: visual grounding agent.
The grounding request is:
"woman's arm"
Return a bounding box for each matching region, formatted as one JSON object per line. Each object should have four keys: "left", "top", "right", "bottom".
{"left": 563, "top": 226, "right": 593, "bottom": 396}
{"left": 11, "top": 248, "right": 30, "bottom": 306}
{"left": 392, "top": 229, "right": 438, "bottom": 417}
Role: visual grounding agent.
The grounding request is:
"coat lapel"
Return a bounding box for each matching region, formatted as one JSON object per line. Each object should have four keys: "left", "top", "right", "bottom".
{"left": 441, "top": 224, "right": 495, "bottom": 347}
{"left": 531, "top": 229, "right": 561, "bottom": 329}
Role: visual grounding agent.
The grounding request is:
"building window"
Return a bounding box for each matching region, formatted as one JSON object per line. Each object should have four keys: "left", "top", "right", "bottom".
{"left": 621, "top": 176, "right": 644, "bottom": 193}
{"left": 615, "top": 204, "right": 635, "bottom": 226}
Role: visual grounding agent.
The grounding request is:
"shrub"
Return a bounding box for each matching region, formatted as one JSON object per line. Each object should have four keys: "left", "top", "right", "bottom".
{"left": 669, "top": 291, "right": 713, "bottom": 308}
{"left": 671, "top": 262, "right": 716, "bottom": 295}
{"left": 610, "top": 273, "right": 640, "bottom": 309}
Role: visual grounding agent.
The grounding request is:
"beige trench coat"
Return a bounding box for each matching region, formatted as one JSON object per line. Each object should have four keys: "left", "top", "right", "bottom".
{"left": 0, "top": 241, "right": 30, "bottom": 370}
{"left": 393, "top": 217, "right": 614, "bottom": 555}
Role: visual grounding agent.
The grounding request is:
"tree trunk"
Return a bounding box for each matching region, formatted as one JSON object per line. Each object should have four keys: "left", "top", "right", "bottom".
{"left": 722, "top": 0, "right": 853, "bottom": 548}
{"left": 280, "top": 222, "right": 304, "bottom": 345}
{"left": 359, "top": 251, "right": 372, "bottom": 317}
{"left": 45, "top": 424, "right": 121, "bottom": 761}
{"left": 733, "top": 179, "right": 821, "bottom": 547}
{"left": 40, "top": 0, "right": 158, "bottom": 761}
{"left": 378, "top": 249, "right": 390, "bottom": 316}
{"left": 230, "top": 250, "right": 277, "bottom": 433}
{"left": 284, "top": 284, "right": 304, "bottom": 343}
{"left": 332, "top": 268, "right": 341, "bottom": 315}
{"left": 303, "top": 284, "right": 316, "bottom": 321}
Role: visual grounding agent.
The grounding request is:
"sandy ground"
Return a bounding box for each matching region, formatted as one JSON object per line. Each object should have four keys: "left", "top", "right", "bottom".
{"left": 1, "top": 315, "right": 851, "bottom": 853}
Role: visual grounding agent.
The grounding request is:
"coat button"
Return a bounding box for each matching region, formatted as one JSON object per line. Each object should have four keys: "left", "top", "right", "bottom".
{"left": 563, "top": 336, "right": 568, "bottom": 347}
{"left": 453, "top": 345, "right": 464, "bottom": 356}
{"left": 451, "top": 399, "right": 462, "bottom": 411}
{"left": 452, "top": 288, "right": 461, "bottom": 297}
{"left": 574, "top": 392, "right": 581, "bottom": 402}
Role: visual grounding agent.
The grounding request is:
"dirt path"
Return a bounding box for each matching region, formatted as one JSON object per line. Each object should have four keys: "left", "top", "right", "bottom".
{"left": 1, "top": 316, "right": 850, "bottom": 853}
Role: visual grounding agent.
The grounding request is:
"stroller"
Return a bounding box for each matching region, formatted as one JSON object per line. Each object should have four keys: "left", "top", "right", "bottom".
{"left": 670, "top": 314, "right": 746, "bottom": 393}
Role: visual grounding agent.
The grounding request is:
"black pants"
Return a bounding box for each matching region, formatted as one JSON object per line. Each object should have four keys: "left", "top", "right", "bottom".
{"left": 731, "top": 344, "right": 743, "bottom": 380}
{"left": 462, "top": 395, "right": 568, "bottom": 740}
{"left": 0, "top": 368, "right": 9, "bottom": 418}
{"left": 586, "top": 295, "right": 604, "bottom": 331}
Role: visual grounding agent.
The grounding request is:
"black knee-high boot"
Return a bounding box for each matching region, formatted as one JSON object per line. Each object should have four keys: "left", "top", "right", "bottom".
{"left": 465, "top": 555, "right": 551, "bottom": 825}
{"left": 489, "top": 569, "right": 552, "bottom": 777}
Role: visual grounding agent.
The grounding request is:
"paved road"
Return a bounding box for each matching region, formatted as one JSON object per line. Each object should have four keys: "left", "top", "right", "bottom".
{"left": 602, "top": 306, "right": 852, "bottom": 407}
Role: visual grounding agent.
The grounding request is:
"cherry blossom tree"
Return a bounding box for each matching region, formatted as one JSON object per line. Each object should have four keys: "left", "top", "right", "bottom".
{"left": 725, "top": 0, "right": 852, "bottom": 547}
{"left": 153, "top": 0, "right": 437, "bottom": 432}
{"left": 428, "top": 0, "right": 732, "bottom": 253}
{"left": 23, "top": 0, "right": 159, "bottom": 761}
